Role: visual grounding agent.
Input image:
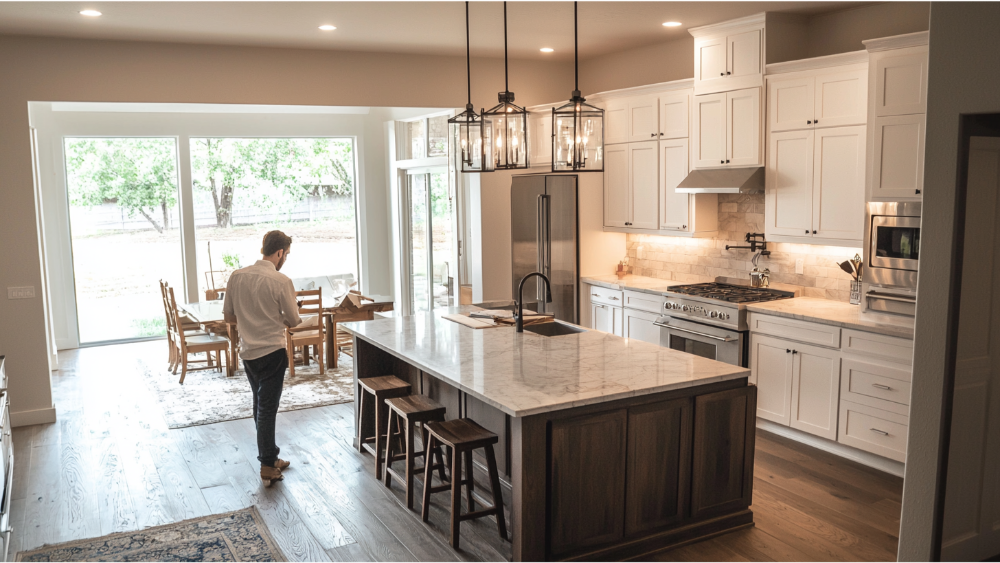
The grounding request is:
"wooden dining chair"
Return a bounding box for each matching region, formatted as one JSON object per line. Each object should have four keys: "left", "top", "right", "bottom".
{"left": 159, "top": 280, "right": 205, "bottom": 371}
{"left": 166, "top": 286, "right": 231, "bottom": 384}
{"left": 285, "top": 288, "right": 324, "bottom": 377}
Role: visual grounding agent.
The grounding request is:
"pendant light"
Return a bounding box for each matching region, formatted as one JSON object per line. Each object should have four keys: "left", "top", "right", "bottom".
{"left": 482, "top": 2, "right": 529, "bottom": 172}
{"left": 552, "top": 1, "right": 604, "bottom": 172}
{"left": 449, "top": 1, "right": 484, "bottom": 173}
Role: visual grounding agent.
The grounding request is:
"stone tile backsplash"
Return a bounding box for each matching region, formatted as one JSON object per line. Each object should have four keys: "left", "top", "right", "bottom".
{"left": 626, "top": 193, "right": 864, "bottom": 302}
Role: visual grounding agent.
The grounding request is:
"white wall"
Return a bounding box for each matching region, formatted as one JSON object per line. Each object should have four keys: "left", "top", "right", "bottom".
{"left": 898, "top": 3, "right": 1000, "bottom": 560}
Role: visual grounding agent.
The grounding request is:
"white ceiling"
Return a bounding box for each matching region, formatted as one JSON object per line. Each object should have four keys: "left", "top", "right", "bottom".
{"left": 0, "top": 1, "right": 865, "bottom": 60}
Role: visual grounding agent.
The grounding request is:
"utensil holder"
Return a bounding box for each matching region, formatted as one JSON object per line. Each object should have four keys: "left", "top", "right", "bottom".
{"left": 850, "top": 280, "right": 862, "bottom": 305}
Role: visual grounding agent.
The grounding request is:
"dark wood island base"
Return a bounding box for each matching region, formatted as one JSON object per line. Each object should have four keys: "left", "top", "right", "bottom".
{"left": 352, "top": 337, "right": 758, "bottom": 562}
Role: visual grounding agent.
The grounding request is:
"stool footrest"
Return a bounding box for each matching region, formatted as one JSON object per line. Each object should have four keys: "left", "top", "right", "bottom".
{"left": 459, "top": 507, "right": 502, "bottom": 522}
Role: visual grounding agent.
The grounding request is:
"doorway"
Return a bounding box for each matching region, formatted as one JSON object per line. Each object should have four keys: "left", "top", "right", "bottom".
{"left": 405, "top": 168, "right": 455, "bottom": 314}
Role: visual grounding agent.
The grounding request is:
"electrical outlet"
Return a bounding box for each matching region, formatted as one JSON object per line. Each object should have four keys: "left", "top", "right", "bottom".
{"left": 795, "top": 259, "right": 804, "bottom": 275}
{"left": 7, "top": 286, "right": 35, "bottom": 299}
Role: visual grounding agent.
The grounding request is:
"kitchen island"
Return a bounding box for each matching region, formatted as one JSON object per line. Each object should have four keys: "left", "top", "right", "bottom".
{"left": 342, "top": 308, "right": 757, "bottom": 561}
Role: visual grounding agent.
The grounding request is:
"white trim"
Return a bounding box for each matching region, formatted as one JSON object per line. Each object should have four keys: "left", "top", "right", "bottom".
{"left": 863, "top": 31, "right": 930, "bottom": 52}
{"left": 766, "top": 234, "right": 864, "bottom": 248}
{"left": 51, "top": 102, "right": 371, "bottom": 115}
{"left": 11, "top": 406, "right": 57, "bottom": 427}
{"left": 688, "top": 12, "right": 765, "bottom": 38}
{"left": 757, "top": 418, "right": 906, "bottom": 478}
{"left": 603, "top": 226, "right": 718, "bottom": 239}
{"left": 765, "top": 51, "right": 868, "bottom": 75}
{"left": 587, "top": 79, "right": 696, "bottom": 103}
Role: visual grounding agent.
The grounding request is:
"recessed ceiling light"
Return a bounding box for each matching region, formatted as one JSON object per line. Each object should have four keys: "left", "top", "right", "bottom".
{"left": 540, "top": 47, "right": 554, "bottom": 53}
{"left": 79, "top": 9, "right": 102, "bottom": 17}
{"left": 662, "top": 21, "right": 682, "bottom": 27}
{"left": 319, "top": 24, "right": 336, "bottom": 31}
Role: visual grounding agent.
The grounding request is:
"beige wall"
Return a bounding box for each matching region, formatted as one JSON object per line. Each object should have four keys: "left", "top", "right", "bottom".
{"left": 0, "top": 33, "right": 573, "bottom": 423}
{"left": 805, "top": 2, "right": 930, "bottom": 58}
{"left": 580, "top": 37, "right": 695, "bottom": 96}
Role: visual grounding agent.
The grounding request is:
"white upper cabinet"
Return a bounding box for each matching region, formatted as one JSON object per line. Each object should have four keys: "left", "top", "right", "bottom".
{"left": 691, "top": 18, "right": 764, "bottom": 95}
{"left": 727, "top": 87, "right": 762, "bottom": 167}
{"left": 530, "top": 109, "right": 553, "bottom": 166}
{"left": 768, "top": 68, "right": 867, "bottom": 132}
{"left": 660, "top": 139, "right": 690, "bottom": 231}
{"left": 870, "top": 114, "right": 926, "bottom": 200}
{"left": 692, "top": 93, "right": 727, "bottom": 168}
{"left": 605, "top": 98, "right": 629, "bottom": 145}
{"left": 603, "top": 144, "right": 629, "bottom": 228}
{"left": 813, "top": 126, "right": 866, "bottom": 242}
{"left": 629, "top": 141, "right": 660, "bottom": 230}
{"left": 659, "top": 91, "right": 690, "bottom": 140}
{"left": 766, "top": 129, "right": 814, "bottom": 238}
{"left": 627, "top": 96, "right": 660, "bottom": 142}
{"left": 874, "top": 51, "right": 928, "bottom": 117}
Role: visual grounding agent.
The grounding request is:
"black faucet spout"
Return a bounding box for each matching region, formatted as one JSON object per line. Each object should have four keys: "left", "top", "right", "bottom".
{"left": 515, "top": 272, "right": 551, "bottom": 332}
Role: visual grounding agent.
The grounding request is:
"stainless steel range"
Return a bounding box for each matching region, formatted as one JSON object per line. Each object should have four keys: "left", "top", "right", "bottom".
{"left": 655, "top": 282, "right": 796, "bottom": 367}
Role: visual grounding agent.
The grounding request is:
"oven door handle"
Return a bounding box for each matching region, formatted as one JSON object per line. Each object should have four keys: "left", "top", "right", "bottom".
{"left": 866, "top": 292, "right": 916, "bottom": 304}
{"left": 653, "top": 322, "right": 736, "bottom": 342}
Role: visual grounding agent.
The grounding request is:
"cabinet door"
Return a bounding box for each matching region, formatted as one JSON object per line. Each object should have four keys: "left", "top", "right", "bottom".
{"left": 874, "top": 51, "right": 928, "bottom": 117}
{"left": 532, "top": 110, "right": 553, "bottom": 165}
{"left": 727, "top": 29, "right": 762, "bottom": 80}
{"left": 815, "top": 68, "right": 867, "bottom": 128}
{"left": 726, "top": 87, "right": 761, "bottom": 167}
{"left": 613, "top": 306, "right": 624, "bottom": 337}
{"left": 812, "top": 126, "right": 866, "bottom": 242}
{"left": 605, "top": 98, "right": 629, "bottom": 145}
{"left": 790, "top": 343, "right": 841, "bottom": 441}
{"left": 765, "top": 129, "right": 814, "bottom": 237}
{"left": 660, "top": 139, "right": 691, "bottom": 231}
{"left": 768, "top": 76, "right": 814, "bottom": 133}
{"left": 659, "top": 91, "right": 689, "bottom": 139}
{"left": 691, "top": 385, "right": 756, "bottom": 519}
{"left": 625, "top": 398, "right": 692, "bottom": 536}
{"left": 604, "top": 144, "right": 629, "bottom": 227}
{"left": 549, "top": 410, "right": 627, "bottom": 555}
{"left": 751, "top": 334, "right": 794, "bottom": 425}
{"left": 628, "top": 96, "right": 659, "bottom": 142}
{"left": 592, "top": 303, "right": 613, "bottom": 333}
{"left": 629, "top": 141, "right": 659, "bottom": 230}
{"left": 624, "top": 307, "right": 661, "bottom": 345}
{"left": 694, "top": 36, "right": 728, "bottom": 91}
{"left": 693, "top": 93, "right": 726, "bottom": 168}
{"left": 871, "top": 114, "right": 925, "bottom": 200}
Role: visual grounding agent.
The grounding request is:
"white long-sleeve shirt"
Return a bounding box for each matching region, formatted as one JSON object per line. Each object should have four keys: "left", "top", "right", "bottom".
{"left": 223, "top": 260, "right": 302, "bottom": 360}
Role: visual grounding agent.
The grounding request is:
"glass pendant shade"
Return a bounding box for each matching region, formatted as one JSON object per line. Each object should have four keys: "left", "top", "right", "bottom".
{"left": 482, "top": 93, "right": 529, "bottom": 171}
{"left": 449, "top": 104, "right": 484, "bottom": 173}
{"left": 552, "top": 94, "right": 604, "bottom": 172}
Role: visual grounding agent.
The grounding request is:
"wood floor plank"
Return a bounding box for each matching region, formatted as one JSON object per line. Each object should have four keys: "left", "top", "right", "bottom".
{"left": 11, "top": 426, "right": 35, "bottom": 501}
{"left": 21, "top": 445, "right": 60, "bottom": 551}
{"left": 95, "top": 435, "right": 138, "bottom": 535}
{"left": 7, "top": 498, "right": 25, "bottom": 559}
{"left": 175, "top": 426, "right": 230, "bottom": 489}
{"left": 201, "top": 484, "right": 250, "bottom": 514}
{"left": 327, "top": 542, "right": 375, "bottom": 562}
{"left": 148, "top": 435, "right": 212, "bottom": 522}
{"left": 57, "top": 441, "right": 102, "bottom": 542}
{"left": 116, "top": 436, "right": 173, "bottom": 531}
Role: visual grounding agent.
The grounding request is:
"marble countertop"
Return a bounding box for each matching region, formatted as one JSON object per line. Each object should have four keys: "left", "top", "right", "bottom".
{"left": 581, "top": 274, "right": 684, "bottom": 296}
{"left": 341, "top": 306, "right": 750, "bottom": 417}
{"left": 746, "top": 297, "right": 914, "bottom": 339}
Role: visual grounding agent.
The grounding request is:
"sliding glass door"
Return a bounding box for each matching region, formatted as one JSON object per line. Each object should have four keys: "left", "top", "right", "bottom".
{"left": 405, "top": 168, "right": 455, "bottom": 314}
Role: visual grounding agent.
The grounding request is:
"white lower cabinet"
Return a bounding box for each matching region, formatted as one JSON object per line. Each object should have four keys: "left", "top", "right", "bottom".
{"left": 591, "top": 303, "right": 623, "bottom": 337}
{"left": 624, "top": 308, "right": 660, "bottom": 345}
{"left": 751, "top": 334, "right": 794, "bottom": 425}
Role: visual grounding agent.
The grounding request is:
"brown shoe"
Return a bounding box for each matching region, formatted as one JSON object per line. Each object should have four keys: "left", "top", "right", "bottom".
{"left": 261, "top": 465, "right": 283, "bottom": 487}
{"left": 274, "top": 458, "right": 291, "bottom": 470}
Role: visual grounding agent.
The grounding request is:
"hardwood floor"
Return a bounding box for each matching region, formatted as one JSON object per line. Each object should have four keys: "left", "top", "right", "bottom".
{"left": 10, "top": 341, "right": 902, "bottom": 561}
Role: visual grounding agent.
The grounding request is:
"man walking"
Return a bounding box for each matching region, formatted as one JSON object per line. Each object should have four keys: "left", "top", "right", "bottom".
{"left": 223, "top": 230, "right": 301, "bottom": 485}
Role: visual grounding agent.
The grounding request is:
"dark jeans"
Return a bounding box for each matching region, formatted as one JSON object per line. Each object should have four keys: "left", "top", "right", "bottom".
{"left": 243, "top": 348, "right": 288, "bottom": 467}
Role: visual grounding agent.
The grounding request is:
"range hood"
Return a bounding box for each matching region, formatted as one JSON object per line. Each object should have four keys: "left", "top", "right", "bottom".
{"left": 675, "top": 166, "right": 764, "bottom": 194}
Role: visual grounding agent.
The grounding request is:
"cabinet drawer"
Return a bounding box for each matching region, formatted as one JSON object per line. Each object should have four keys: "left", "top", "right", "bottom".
{"left": 842, "top": 329, "right": 913, "bottom": 365}
{"left": 841, "top": 358, "right": 911, "bottom": 409}
{"left": 588, "top": 285, "right": 624, "bottom": 307}
{"left": 838, "top": 400, "right": 908, "bottom": 463}
{"left": 749, "top": 313, "right": 841, "bottom": 348}
{"left": 622, "top": 290, "right": 667, "bottom": 314}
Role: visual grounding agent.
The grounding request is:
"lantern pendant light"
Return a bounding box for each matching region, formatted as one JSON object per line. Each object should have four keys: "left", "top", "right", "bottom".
{"left": 552, "top": 1, "right": 604, "bottom": 172}
{"left": 449, "top": 1, "right": 485, "bottom": 173}
{"left": 482, "top": 2, "right": 529, "bottom": 172}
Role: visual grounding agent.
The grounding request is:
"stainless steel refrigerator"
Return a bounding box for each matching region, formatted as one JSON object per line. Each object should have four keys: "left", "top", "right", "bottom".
{"left": 510, "top": 174, "right": 579, "bottom": 323}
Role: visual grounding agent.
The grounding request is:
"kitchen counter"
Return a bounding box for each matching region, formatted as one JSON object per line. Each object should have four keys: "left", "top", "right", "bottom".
{"left": 746, "top": 297, "right": 914, "bottom": 339}
{"left": 581, "top": 274, "right": 686, "bottom": 295}
{"left": 341, "top": 306, "right": 749, "bottom": 417}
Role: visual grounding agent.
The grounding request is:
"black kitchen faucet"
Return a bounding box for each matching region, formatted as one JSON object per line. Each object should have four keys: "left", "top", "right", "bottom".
{"left": 514, "top": 271, "right": 551, "bottom": 333}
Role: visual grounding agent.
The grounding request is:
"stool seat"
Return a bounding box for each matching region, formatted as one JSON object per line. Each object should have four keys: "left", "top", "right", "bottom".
{"left": 357, "top": 375, "right": 412, "bottom": 480}
{"left": 386, "top": 395, "right": 447, "bottom": 419}
{"left": 359, "top": 375, "right": 411, "bottom": 394}
{"left": 383, "top": 395, "right": 449, "bottom": 510}
{"left": 425, "top": 419, "right": 499, "bottom": 449}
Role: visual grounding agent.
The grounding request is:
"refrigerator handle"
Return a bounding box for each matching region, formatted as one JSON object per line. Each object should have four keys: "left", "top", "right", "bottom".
{"left": 536, "top": 194, "right": 546, "bottom": 313}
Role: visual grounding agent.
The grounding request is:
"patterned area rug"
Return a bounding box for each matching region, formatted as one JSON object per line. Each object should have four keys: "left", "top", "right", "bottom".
{"left": 16, "top": 507, "right": 286, "bottom": 562}
{"left": 140, "top": 353, "right": 355, "bottom": 429}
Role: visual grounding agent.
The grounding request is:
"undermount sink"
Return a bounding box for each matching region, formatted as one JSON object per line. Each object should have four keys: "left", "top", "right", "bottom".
{"left": 523, "top": 321, "right": 587, "bottom": 337}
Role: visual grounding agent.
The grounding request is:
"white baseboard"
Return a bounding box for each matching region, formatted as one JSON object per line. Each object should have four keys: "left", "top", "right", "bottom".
{"left": 11, "top": 406, "right": 57, "bottom": 427}
{"left": 757, "top": 419, "right": 905, "bottom": 478}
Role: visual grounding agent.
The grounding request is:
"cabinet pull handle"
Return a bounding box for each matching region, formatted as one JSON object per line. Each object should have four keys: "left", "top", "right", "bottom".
{"left": 720, "top": 72, "right": 725, "bottom": 76}
{"left": 721, "top": 160, "right": 725, "bottom": 164}
{"left": 807, "top": 120, "right": 812, "bottom": 124}
{"left": 813, "top": 230, "right": 817, "bottom": 234}
{"left": 814, "top": 119, "right": 819, "bottom": 124}
{"left": 806, "top": 230, "right": 810, "bottom": 234}
{"left": 870, "top": 428, "right": 889, "bottom": 436}
{"left": 915, "top": 189, "right": 922, "bottom": 195}
{"left": 682, "top": 225, "right": 687, "bottom": 229}
{"left": 726, "top": 71, "right": 731, "bottom": 75}
{"left": 792, "top": 350, "right": 798, "bottom": 354}
{"left": 591, "top": 293, "right": 600, "bottom": 297}
{"left": 726, "top": 159, "right": 730, "bottom": 163}
{"left": 610, "top": 296, "right": 620, "bottom": 301}
{"left": 659, "top": 132, "right": 664, "bottom": 136}
{"left": 786, "top": 349, "right": 791, "bottom": 354}
{"left": 872, "top": 383, "right": 893, "bottom": 390}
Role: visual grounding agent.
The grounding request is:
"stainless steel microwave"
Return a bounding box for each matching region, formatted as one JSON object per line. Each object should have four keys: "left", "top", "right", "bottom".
{"left": 864, "top": 202, "right": 921, "bottom": 290}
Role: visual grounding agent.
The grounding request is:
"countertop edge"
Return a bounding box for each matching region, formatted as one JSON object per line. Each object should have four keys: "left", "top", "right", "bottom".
{"left": 745, "top": 301, "right": 915, "bottom": 339}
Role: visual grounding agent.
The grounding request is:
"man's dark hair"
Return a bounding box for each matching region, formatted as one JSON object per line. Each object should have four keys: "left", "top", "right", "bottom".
{"left": 261, "top": 230, "right": 292, "bottom": 257}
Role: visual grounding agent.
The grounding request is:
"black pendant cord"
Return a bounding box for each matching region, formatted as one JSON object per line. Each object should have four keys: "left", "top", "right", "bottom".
{"left": 465, "top": 1, "right": 472, "bottom": 106}
{"left": 574, "top": 1, "right": 579, "bottom": 93}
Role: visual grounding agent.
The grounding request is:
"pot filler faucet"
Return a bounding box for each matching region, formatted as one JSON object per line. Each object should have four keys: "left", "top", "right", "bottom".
{"left": 515, "top": 271, "right": 551, "bottom": 333}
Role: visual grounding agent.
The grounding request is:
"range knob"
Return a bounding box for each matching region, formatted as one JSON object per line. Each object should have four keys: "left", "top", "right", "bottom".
{"left": 710, "top": 311, "right": 718, "bottom": 318}
{"left": 681, "top": 305, "right": 689, "bottom": 312}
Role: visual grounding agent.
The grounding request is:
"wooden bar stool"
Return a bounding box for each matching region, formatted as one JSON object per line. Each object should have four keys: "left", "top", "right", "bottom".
{"left": 383, "top": 395, "right": 449, "bottom": 510}
{"left": 356, "top": 375, "right": 411, "bottom": 479}
{"left": 421, "top": 418, "right": 507, "bottom": 550}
